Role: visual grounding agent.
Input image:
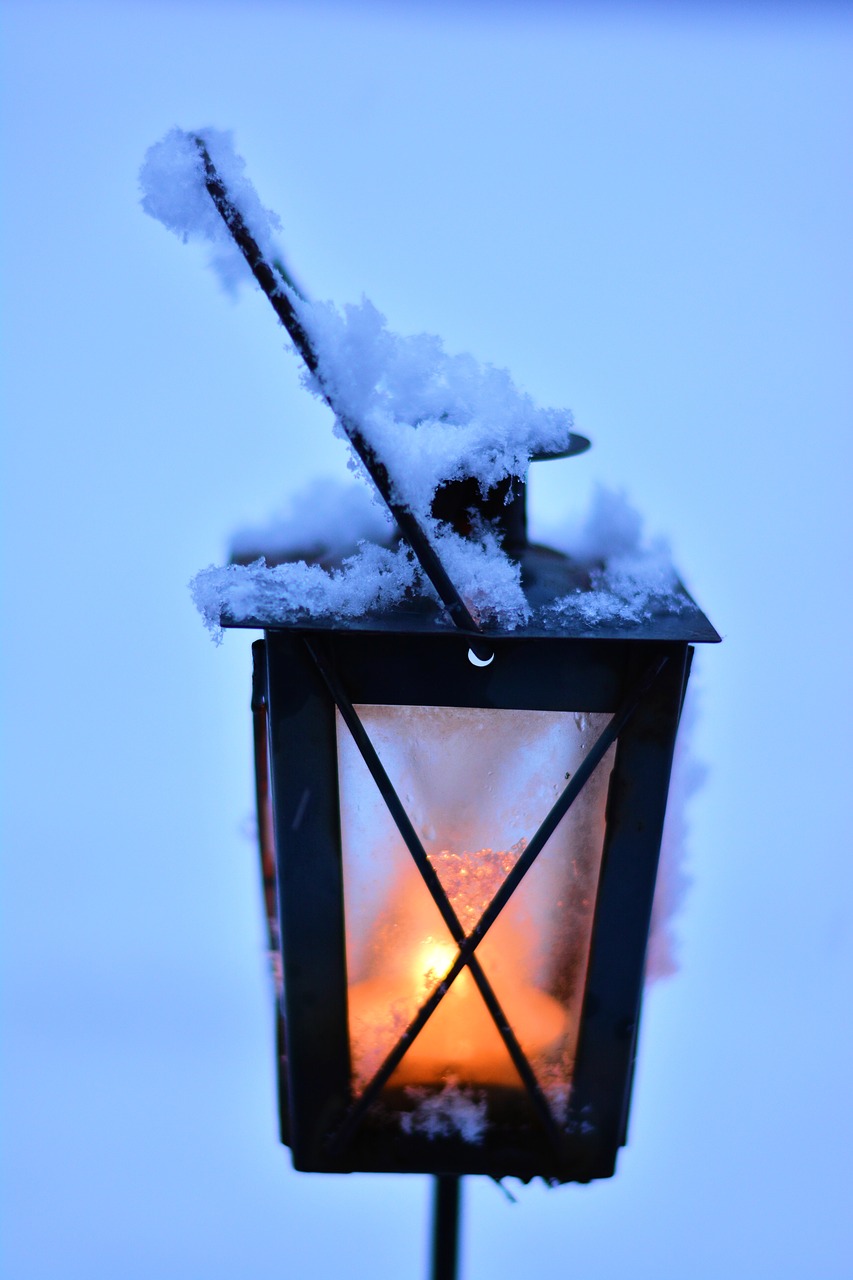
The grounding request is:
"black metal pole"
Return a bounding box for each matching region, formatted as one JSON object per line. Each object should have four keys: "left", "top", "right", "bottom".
{"left": 431, "top": 1176, "right": 462, "bottom": 1280}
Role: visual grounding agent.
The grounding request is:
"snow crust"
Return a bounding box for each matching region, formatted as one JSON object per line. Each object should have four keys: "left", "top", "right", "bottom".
{"left": 399, "top": 1079, "right": 488, "bottom": 1143}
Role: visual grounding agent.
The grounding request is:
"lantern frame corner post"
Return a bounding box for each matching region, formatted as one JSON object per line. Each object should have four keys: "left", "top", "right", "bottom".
{"left": 263, "top": 629, "right": 353, "bottom": 1170}
{"left": 250, "top": 638, "right": 293, "bottom": 1147}
{"left": 564, "top": 641, "right": 692, "bottom": 1177}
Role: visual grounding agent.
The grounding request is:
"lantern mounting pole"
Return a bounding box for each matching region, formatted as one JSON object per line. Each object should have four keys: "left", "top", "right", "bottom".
{"left": 431, "top": 1175, "right": 461, "bottom": 1280}
{"left": 193, "top": 138, "right": 486, "bottom": 641}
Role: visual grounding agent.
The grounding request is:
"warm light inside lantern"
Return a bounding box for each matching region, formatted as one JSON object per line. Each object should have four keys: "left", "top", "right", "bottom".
{"left": 347, "top": 853, "right": 570, "bottom": 1087}
{"left": 338, "top": 705, "right": 614, "bottom": 1106}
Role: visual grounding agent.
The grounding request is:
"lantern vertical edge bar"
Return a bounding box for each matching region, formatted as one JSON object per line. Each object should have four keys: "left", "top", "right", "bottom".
{"left": 567, "top": 642, "right": 692, "bottom": 1179}
{"left": 250, "top": 640, "right": 293, "bottom": 1147}
{"left": 264, "top": 630, "right": 353, "bottom": 1170}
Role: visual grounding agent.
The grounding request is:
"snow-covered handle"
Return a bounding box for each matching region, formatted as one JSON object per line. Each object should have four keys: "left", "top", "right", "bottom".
{"left": 193, "top": 137, "right": 486, "bottom": 641}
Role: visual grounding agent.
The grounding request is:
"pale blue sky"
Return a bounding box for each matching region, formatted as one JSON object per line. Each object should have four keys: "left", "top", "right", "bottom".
{"left": 2, "top": 2, "right": 852, "bottom": 1277}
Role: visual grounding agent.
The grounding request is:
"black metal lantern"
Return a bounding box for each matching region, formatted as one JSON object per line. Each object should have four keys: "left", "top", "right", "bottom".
{"left": 231, "top": 503, "right": 718, "bottom": 1186}
{"left": 167, "top": 137, "right": 719, "bottom": 1249}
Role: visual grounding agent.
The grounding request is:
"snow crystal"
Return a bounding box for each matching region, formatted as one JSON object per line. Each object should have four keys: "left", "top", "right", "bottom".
{"left": 538, "top": 486, "right": 687, "bottom": 627}
{"left": 400, "top": 1079, "right": 488, "bottom": 1143}
{"left": 294, "top": 294, "right": 574, "bottom": 518}
{"left": 139, "top": 127, "right": 282, "bottom": 293}
{"left": 190, "top": 543, "right": 420, "bottom": 641}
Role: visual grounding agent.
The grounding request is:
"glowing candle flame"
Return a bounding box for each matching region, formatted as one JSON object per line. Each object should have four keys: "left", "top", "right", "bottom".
{"left": 347, "top": 850, "right": 569, "bottom": 1089}
{"left": 417, "top": 939, "right": 457, "bottom": 992}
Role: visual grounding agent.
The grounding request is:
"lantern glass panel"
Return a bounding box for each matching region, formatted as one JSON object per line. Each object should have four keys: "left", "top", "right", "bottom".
{"left": 337, "top": 705, "right": 616, "bottom": 1108}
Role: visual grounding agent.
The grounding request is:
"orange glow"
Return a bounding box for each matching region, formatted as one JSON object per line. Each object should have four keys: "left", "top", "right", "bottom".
{"left": 347, "top": 850, "right": 568, "bottom": 1089}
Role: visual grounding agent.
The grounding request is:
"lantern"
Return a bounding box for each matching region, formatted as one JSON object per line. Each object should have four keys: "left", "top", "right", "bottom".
{"left": 231, "top": 476, "right": 719, "bottom": 1185}
{"left": 162, "top": 134, "right": 719, "bottom": 1194}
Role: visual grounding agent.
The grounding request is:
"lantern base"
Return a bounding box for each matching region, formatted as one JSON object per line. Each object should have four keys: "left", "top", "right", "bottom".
{"left": 285, "top": 1081, "right": 619, "bottom": 1184}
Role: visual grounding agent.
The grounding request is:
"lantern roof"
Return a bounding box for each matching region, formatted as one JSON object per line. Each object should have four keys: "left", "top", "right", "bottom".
{"left": 215, "top": 541, "right": 720, "bottom": 643}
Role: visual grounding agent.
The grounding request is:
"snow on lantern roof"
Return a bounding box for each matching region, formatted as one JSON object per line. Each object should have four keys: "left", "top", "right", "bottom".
{"left": 189, "top": 479, "right": 719, "bottom": 644}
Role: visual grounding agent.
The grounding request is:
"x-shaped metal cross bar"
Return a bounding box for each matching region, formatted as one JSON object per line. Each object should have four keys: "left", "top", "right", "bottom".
{"left": 306, "top": 640, "right": 669, "bottom": 1158}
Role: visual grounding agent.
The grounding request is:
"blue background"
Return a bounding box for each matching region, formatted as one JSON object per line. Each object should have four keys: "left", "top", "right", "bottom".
{"left": 2, "top": 2, "right": 851, "bottom": 1276}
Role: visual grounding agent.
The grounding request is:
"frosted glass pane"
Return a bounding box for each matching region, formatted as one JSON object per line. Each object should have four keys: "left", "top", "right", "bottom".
{"left": 337, "top": 705, "right": 614, "bottom": 1109}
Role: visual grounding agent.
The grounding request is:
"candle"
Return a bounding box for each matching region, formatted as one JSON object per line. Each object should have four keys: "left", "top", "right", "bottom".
{"left": 347, "top": 846, "right": 569, "bottom": 1089}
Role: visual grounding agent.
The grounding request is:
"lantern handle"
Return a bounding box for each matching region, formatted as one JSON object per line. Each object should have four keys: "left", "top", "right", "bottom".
{"left": 193, "top": 138, "right": 486, "bottom": 641}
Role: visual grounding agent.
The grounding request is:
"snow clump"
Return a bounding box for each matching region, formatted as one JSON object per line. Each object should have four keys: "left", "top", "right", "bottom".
{"left": 139, "top": 127, "right": 571, "bottom": 514}
{"left": 139, "top": 127, "right": 283, "bottom": 293}
{"left": 191, "top": 542, "right": 420, "bottom": 642}
{"left": 400, "top": 1079, "right": 488, "bottom": 1143}
{"left": 203, "top": 474, "right": 531, "bottom": 633}
{"left": 294, "top": 294, "right": 573, "bottom": 517}
{"left": 540, "top": 486, "right": 687, "bottom": 627}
